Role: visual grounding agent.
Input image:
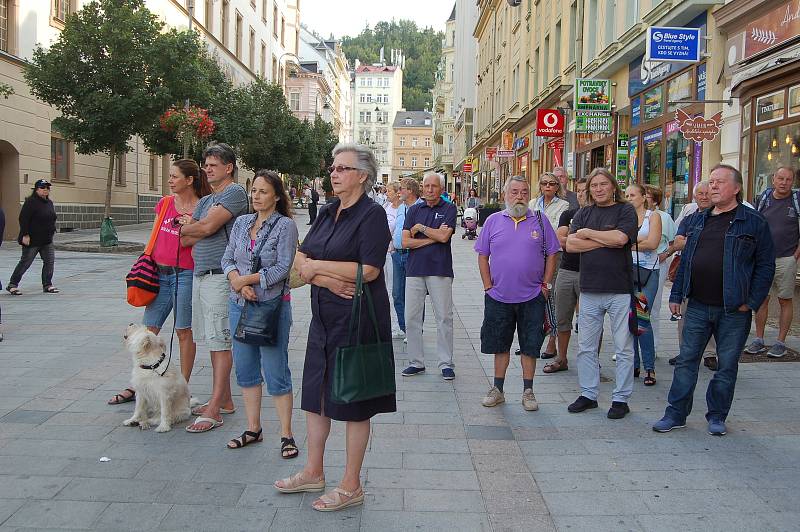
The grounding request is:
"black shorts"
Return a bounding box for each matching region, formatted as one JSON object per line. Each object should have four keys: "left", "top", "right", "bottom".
{"left": 480, "top": 293, "right": 546, "bottom": 357}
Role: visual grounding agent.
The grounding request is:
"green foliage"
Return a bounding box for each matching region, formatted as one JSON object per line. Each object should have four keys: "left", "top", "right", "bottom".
{"left": 0, "top": 82, "right": 13, "bottom": 98}
{"left": 341, "top": 20, "right": 442, "bottom": 111}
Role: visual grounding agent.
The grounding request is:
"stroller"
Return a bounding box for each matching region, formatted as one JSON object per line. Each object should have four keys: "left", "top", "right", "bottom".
{"left": 462, "top": 207, "right": 478, "bottom": 240}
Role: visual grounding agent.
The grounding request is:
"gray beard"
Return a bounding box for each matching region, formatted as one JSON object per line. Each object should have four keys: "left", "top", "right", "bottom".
{"left": 505, "top": 202, "right": 527, "bottom": 218}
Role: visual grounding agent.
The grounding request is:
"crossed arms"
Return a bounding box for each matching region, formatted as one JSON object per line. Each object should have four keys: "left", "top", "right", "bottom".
{"left": 565, "top": 227, "right": 629, "bottom": 253}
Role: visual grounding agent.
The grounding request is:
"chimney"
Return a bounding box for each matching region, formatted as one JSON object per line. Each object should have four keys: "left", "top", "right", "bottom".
{"left": 380, "top": 47, "right": 385, "bottom": 64}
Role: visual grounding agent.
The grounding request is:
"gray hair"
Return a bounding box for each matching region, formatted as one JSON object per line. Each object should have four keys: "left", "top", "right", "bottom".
{"left": 332, "top": 142, "right": 378, "bottom": 193}
{"left": 710, "top": 163, "right": 743, "bottom": 203}
{"left": 695, "top": 179, "right": 710, "bottom": 191}
{"left": 422, "top": 171, "right": 445, "bottom": 188}
{"left": 504, "top": 175, "right": 529, "bottom": 194}
{"left": 202, "top": 142, "right": 238, "bottom": 178}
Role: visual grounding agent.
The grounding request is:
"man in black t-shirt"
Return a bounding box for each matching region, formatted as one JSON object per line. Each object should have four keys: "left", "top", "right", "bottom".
{"left": 654, "top": 164, "right": 774, "bottom": 437}
{"left": 566, "top": 169, "right": 638, "bottom": 420}
{"left": 543, "top": 178, "right": 587, "bottom": 374}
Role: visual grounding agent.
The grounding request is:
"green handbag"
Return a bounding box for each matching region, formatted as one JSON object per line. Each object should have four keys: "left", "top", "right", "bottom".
{"left": 331, "top": 264, "right": 397, "bottom": 404}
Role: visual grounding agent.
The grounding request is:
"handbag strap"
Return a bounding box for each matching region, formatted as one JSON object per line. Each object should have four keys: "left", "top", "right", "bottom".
{"left": 144, "top": 196, "right": 174, "bottom": 256}
{"left": 534, "top": 210, "right": 548, "bottom": 260}
{"left": 249, "top": 216, "right": 282, "bottom": 273}
{"left": 347, "top": 264, "right": 382, "bottom": 346}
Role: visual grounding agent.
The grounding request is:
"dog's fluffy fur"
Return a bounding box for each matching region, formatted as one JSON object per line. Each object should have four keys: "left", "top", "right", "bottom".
{"left": 122, "top": 324, "right": 190, "bottom": 432}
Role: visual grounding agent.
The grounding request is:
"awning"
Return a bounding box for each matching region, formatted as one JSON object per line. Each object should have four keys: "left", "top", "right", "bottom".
{"left": 730, "top": 45, "right": 800, "bottom": 97}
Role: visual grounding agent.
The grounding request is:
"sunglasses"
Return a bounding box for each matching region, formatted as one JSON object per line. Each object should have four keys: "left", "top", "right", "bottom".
{"left": 327, "top": 165, "right": 360, "bottom": 174}
{"left": 540, "top": 181, "right": 558, "bottom": 187}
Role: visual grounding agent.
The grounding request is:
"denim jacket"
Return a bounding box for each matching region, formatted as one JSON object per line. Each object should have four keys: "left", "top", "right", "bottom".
{"left": 669, "top": 203, "right": 775, "bottom": 313}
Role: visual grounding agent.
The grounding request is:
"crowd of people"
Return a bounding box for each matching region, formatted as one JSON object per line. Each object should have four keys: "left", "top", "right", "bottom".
{"left": 0, "top": 137, "right": 781, "bottom": 511}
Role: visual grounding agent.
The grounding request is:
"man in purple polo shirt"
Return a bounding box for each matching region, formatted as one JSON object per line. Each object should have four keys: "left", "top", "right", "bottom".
{"left": 475, "top": 175, "right": 559, "bottom": 411}
{"left": 401, "top": 172, "right": 459, "bottom": 380}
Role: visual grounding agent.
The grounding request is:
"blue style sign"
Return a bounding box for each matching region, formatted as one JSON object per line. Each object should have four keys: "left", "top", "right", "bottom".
{"left": 646, "top": 26, "right": 702, "bottom": 63}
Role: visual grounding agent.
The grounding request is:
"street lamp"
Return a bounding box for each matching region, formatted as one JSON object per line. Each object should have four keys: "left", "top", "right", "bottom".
{"left": 278, "top": 52, "right": 299, "bottom": 88}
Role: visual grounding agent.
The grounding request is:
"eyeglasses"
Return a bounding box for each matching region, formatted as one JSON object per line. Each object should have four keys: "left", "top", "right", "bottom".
{"left": 540, "top": 181, "right": 558, "bottom": 187}
{"left": 327, "top": 165, "right": 360, "bottom": 174}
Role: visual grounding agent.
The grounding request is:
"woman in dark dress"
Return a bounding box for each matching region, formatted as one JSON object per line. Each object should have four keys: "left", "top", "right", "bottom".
{"left": 274, "top": 143, "right": 395, "bottom": 512}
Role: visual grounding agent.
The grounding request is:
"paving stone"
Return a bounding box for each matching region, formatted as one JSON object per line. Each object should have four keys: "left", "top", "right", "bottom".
{"left": 552, "top": 514, "right": 645, "bottom": 532}
{"left": 0, "top": 499, "right": 24, "bottom": 526}
{"left": 403, "top": 489, "right": 484, "bottom": 512}
{"left": 157, "top": 480, "right": 246, "bottom": 506}
{"left": 481, "top": 489, "right": 550, "bottom": 514}
{"left": 92, "top": 502, "right": 172, "bottom": 531}
{"left": 4, "top": 500, "right": 108, "bottom": 529}
{"left": 488, "top": 513, "right": 556, "bottom": 532}
{"left": 159, "top": 504, "right": 277, "bottom": 531}
{"left": 58, "top": 457, "right": 146, "bottom": 479}
{"left": 236, "top": 484, "right": 305, "bottom": 509}
{"left": 0, "top": 475, "right": 70, "bottom": 499}
{"left": 366, "top": 468, "right": 480, "bottom": 490}
{"left": 359, "top": 510, "right": 490, "bottom": 532}
{"left": 542, "top": 490, "right": 651, "bottom": 516}
{"left": 269, "top": 504, "right": 360, "bottom": 530}
{"left": 0, "top": 410, "right": 56, "bottom": 425}
{"left": 401, "top": 452, "right": 474, "bottom": 471}
{"left": 54, "top": 477, "right": 166, "bottom": 503}
{"left": 465, "top": 424, "right": 514, "bottom": 440}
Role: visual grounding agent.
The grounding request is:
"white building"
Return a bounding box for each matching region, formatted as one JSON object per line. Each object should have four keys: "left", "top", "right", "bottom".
{"left": 432, "top": 5, "right": 456, "bottom": 193}
{"left": 351, "top": 60, "right": 404, "bottom": 182}
{"left": 452, "top": 0, "right": 478, "bottom": 174}
{"left": 298, "top": 25, "right": 352, "bottom": 142}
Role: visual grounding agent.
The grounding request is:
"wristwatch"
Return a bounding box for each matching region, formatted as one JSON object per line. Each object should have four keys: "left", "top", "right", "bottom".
{"left": 542, "top": 282, "right": 552, "bottom": 290}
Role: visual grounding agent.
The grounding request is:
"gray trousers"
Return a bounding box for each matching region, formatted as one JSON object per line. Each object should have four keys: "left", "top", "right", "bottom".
{"left": 405, "top": 276, "right": 454, "bottom": 370}
{"left": 577, "top": 292, "right": 634, "bottom": 403}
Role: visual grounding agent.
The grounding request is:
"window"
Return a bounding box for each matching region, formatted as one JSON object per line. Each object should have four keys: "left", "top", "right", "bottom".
{"left": 205, "top": 0, "right": 214, "bottom": 30}
{"left": 366, "top": 93, "right": 372, "bottom": 103}
{"left": 569, "top": 3, "right": 577, "bottom": 64}
{"left": 587, "top": 0, "right": 598, "bottom": 59}
{"left": 248, "top": 28, "right": 255, "bottom": 69}
{"left": 412, "top": 137, "right": 418, "bottom": 147}
{"left": 405, "top": 118, "right": 412, "bottom": 125}
{"left": 0, "top": 0, "right": 8, "bottom": 52}
{"left": 543, "top": 36, "right": 550, "bottom": 87}
{"left": 604, "top": 0, "right": 615, "bottom": 47}
{"left": 221, "top": 1, "right": 230, "bottom": 47}
{"left": 512, "top": 64, "right": 519, "bottom": 104}
{"left": 625, "top": 0, "right": 638, "bottom": 29}
{"left": 53, "top": 0, "right": 72, "bottom": 22}
{"left": 50, "top": 135, "right": 71, "bottom": 182}
{"left": 260, "top": 41, "right": 266, "bottom": 77}
{"left": 400, "top": 137, "right": 406, "bottom": 147}
{"left": 424, "top": 157, "right": 430, "bottom": 167}
{"left": 411, "top": 156, "right": 417, "bottom": 168}
{"left": 273, "top": 3, "right": 278, "bottom": 36}
{"left": 281, "top": 17, "right": 285, "bottom": 46}
{"left": 290, "top": 92, "right": 300, "bottom": 111}
{"left": 533, "top": 47, "right": 540, "bottom": 96}
{"left": 115, "top": 151, "right": 126, "bottom": 186}
{"left": 235, "top": 12, "right": 243, "bottom": 59}
{"left": 250, "top": 0, "right": 256, "bottom": 8}
{"left": 424, "top": 137, "right": 431, "bottom": 147}
{"left": 554, "top": 22, "right": 562, "bottom": 78}
{"left": 399, "top": 156, "right": 405, "bottom": 167}
{"left": 262, "top": 0, "right": 267, "bottom": 22}
{"left": 366, "top": 78, "right": 373, "bottom": 87}
{"left": 148, "top": 156, "right": 158, "bottom": 191}
{"left": 365, "top": 111, "right": 372, "bottom": 123}
{"left": 359, "top": 93, "right": 366, "bottom": 103}
{"left": 524, "top": 60, "right": 530, "bottom": 102}
{"left": 272, "top": 55, "right": 277, "bottom": 81}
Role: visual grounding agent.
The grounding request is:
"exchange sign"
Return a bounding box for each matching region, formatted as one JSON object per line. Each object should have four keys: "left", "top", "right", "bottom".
{"left": 575, "top": 111, "right": 613, "bottom": 133}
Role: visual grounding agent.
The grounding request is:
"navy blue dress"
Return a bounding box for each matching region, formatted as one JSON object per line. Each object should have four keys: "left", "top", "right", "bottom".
{"left": 299, "top": 193, "right": 396, "bottom": 421}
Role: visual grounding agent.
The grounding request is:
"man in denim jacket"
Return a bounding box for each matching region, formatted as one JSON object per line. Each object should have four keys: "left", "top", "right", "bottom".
{"left": 654, "top": 164, "right": 775, "bottom": 437}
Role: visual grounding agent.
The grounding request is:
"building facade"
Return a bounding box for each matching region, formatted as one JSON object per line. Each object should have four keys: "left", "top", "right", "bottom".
{"left": 351, "top": 61, "right": 404, "bottom": 182}
{"left": 391, "top": 111, "right": 433, "bottom": 180}
{"left": 432, "top": 6, "right": 457, "bottom": 195}
{"left": 285, "top": 62, "right": 331, "bottom": 123}
{"left": 0, "top": 0, "right": 299, "bottom": 239}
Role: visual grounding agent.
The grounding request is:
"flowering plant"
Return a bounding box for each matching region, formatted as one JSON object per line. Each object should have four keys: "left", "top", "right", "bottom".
{"left": 159, "top": 105, "right": 215, "bottom": 154}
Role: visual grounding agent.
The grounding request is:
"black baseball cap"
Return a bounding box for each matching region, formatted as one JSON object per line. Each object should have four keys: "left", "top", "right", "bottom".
{"left": 34, "top": 179, "right": 52, "bottom": 189}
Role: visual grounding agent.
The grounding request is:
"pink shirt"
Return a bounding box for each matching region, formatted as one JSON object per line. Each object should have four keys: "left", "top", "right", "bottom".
{"left": 152, "top": 197, "right": 195, "bottom": 270}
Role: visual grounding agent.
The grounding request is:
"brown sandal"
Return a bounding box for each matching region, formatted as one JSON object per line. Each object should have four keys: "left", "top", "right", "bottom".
{"left": 543, "top": 359, "right": 568, "bottom": 373}
{"left": 644, "top": 371, "right": 656, "bottom": 386}
{"left": 312, "top": 486, "right": 365, "bottom": 512}
{"left": 108, "top": 388, "right": 135, "bottom": 404}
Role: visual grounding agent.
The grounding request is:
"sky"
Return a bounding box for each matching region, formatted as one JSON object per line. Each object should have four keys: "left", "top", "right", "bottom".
{"left": 300, "top": 0, "right": 455, "bottom": 39}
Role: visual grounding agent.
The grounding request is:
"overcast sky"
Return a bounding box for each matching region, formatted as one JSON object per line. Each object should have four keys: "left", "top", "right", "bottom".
{"left": 300, "top": 0, "right": 454, "bottom": 39}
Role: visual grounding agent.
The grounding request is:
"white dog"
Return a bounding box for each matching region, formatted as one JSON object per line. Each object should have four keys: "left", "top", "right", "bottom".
{"left": 122, "top": 324, "right": 190, "bottom": 432}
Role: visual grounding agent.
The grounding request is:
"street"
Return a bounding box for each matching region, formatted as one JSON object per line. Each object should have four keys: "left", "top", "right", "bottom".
{"left": 0, "top": 209, "right": 798, "bottom": 532}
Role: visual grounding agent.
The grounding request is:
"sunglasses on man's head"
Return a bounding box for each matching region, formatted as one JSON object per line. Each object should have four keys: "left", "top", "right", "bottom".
{"left": 327, "top": 165, "right": 360, "bottom": 174}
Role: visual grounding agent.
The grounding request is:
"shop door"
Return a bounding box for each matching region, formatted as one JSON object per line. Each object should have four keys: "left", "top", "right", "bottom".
{"left": 643, "top": 127, "right": 663, "bottom": 190}
{"left": 665, "top": 122, "right": 690, "bottom": 219}
{"left": 590, "top": 147, "right": 605, "bottom": 171}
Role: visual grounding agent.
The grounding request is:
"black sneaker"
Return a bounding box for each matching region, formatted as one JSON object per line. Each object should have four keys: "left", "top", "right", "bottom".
{"left": 568, "top": 396, "right": 598, "bottom": 413}
{"left": 668, "top": 356, "right": 678, "bottom": 366}
{"left": 401, "top": 366, "right": 425, "bottom": 377}
{"left": 607, "top": 401, "right": 630, "bottom": 419}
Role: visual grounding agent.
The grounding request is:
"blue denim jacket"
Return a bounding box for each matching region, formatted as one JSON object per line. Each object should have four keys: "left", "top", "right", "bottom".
{"left": 669, "top": 203, "right": 775, "bottom": 313}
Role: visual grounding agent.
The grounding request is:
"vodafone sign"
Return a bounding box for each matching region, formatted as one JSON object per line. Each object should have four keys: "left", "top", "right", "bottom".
{"left": 536, "top": 109, "right": 565, "bottom": 137}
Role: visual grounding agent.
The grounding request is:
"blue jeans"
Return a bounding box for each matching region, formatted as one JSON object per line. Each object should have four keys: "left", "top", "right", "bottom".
{"left": 142, "top": 269, "right": 194, "bottom": 329}
{"left": 665, "top": 299, "right": 751, "bottom": 423}
{"left": 228, "top": 300, "right": 293, "bottom": 396}
{"left": 632, "top": 265, "right": 659, "bottom": 371}
{"left": 391, "top": 251, "right": 407, "bottom": 332}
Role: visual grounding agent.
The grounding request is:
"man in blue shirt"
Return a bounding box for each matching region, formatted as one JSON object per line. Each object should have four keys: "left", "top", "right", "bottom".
{"left": 401, "top": 172, "right": 458, "bottom": 380}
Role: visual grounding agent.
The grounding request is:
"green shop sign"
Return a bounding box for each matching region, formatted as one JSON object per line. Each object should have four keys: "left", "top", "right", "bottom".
{"left": 575, "top": 111, "right": 613, "bottom": 133}
{"left": 575, "top": 78, "right": 612, "bottom": 112}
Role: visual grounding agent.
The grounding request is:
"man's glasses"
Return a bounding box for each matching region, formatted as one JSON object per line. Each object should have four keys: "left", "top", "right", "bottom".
{"left": 327, "top": 165, "right": 360, "bottom": 174}
{"left": 540, "top": 181, "right": 558, "bottom": 187}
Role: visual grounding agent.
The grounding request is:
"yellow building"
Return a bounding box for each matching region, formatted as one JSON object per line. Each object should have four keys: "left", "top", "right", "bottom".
{"left": 391, "top": 111, "right": 433, "bottom": 180}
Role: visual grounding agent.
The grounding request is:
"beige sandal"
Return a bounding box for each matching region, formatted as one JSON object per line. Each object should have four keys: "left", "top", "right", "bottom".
{"left": 312, "top": 486, "right": 364, "bottom": 512}
{"left": 274, "top": 472, "right": 325, "bottom": 493}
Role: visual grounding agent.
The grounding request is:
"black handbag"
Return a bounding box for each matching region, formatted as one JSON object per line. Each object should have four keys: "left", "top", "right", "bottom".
{"left": 535, "top": 211, "right": 558, "bottom": 337}
{"left": 233, "top": 218, "right": 286, "bottom": 346}
{"left": 331, "top": 264, "right": 396, "bottom": 404}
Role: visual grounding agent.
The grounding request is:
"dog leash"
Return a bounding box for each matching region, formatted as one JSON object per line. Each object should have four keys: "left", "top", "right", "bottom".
{"left": 154, "top": 221, "right": 182, "bottom": 377}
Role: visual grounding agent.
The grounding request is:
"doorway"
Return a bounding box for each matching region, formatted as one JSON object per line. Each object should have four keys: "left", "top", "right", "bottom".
{"left": 0, "top": 140, "right": 21, "bottom": 241}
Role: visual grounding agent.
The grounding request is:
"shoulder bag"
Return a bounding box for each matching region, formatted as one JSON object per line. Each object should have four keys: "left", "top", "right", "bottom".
{"left": 535, "top": 211, "right": 558, "bottom": 338}
{"left": 233, "top": 217, "right": 287, "bottom": 346}
{"left": 630, "top": 235, "right": 654, "bottom": 337}
{"left": 126, "top": 196, "right": 174, "bottom": 307}
{"left": 332, "top": 264, "right": 396, "bottom": 404}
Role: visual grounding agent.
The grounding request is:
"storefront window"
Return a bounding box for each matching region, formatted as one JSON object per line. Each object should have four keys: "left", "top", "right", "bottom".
{"left": 643, "top": 128, "right": 662, "bottom": 188}
{"left": 740, "top": 135, "right": 749, "bottom": 188}
{"left": 667, "top": 70, "right": 694, "bottom": 112}
{"left": 756, "top": 90, "right": 786, "bottom": 125}
{"left": 754, "top": 123, "right": 800, "bottom": 196}
{"left": 629, "top": 135, "right": 638, "bottom": 181}
{"left": 644, "top": 87, "right": 663, "bottom": 121}
{"left": 789, "top": 85, "right": 800, "bottom": 117}
{"left": 742, "top": 102, "right": 751, "bottom": 133}
{"left": 665, "top": 120, "right": 690, "bottom": 218}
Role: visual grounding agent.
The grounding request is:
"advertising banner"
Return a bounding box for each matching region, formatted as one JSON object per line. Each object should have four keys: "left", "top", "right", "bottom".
{"left": 646, "top": 27, "right": 702, "bottom": 63}
{"left": 575, "top": 111, "right": 613, "bottom": 133}
{"left": 575, "top": 79, "right": 612, "bottom": 112}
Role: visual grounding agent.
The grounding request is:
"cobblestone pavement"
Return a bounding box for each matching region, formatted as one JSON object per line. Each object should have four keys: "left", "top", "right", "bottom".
{"left": 0, "top": 209, "right": 798, "bottom": 531}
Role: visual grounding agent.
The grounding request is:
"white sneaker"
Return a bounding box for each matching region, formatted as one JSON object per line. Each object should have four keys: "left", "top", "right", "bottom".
{"left": 522, "top": 389, "right": 539, "bottom": 411}
{"left": 403, "top": 336, "right": 408, "bottom": 344}
{"left": 392, "top": 328, "right": 405, "bottom": 339}
{"left": 482, "top": 386, "right": 505, "bottom": 407}
{"left": 612, "top": 354, "right": 617, "bottom": 361}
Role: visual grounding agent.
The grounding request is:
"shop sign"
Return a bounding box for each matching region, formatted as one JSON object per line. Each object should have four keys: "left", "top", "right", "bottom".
{"left": 463, "top": 158, "right": 473, "bottom": 173}
{"left": 497, "top": 149, "right": 516, "bottom": 158}
{"left": 616, "top": 133, "right": 629, "bottom": 184}
{"left": 513, "top": 136, "right": 530, "bottom": 151}
{"left": 485, "top": 147, "right": 498, "bottom": 161}
{"left": 675, "top": 109, "right": 723, "bottom": 142}
{"left": 548, "top": 138, "right": 565, "bottom": 167}
{"left": 575, "top": 79, "right": 612, "bottom": 112}
{"left": 643, "top": 128, "right": 663, "bottom": 144}
{"left": 646, "top": 26, "right": 702, "bottom": 63}
{"left": 643, "top": 86, "right": 663, "bottom": 121}
{"left": 629, "top": 135, "right": 638, "bottom": 179}
{"left": 744, "top": 0, "right": 800, "bottom": 59}
{"left": 756, "top": 90, "right": 786, "bottom": 125}
{"left": 536, "top": 109, "right": 565, "bottom": 137}
{"left": 631, "top": 96, "right": 641, "bottom": 127}
{"left": 697, "top": 62, "right": 707, "bottom": 100}
{"left": 501, "top": 130, "right": 514, "bottom": 150}
{"left": 575, "top": 111, "right": 613, "bottom": 133}
{"left": 790, "top": 85, "right": 800, "bottom": 117}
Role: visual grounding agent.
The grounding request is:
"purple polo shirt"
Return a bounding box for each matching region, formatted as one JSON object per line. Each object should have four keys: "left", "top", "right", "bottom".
{"left": 474, "top": 209, "right": 560, "bottom": 303}
{"left": 404, "top": 198, "right": 458, "bottom": 277}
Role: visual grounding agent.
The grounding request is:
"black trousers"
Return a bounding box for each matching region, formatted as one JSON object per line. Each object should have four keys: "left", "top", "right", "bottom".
{"left": 308, "top": 202, "right": 318, "bottom": 223}
{"left": 9, "top": 243, "right": 55, "bottom": 288}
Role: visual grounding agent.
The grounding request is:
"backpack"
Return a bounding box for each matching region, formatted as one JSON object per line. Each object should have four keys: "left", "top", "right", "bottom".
{"left": 755, "top": 187, "right": 800, "bottom": 216}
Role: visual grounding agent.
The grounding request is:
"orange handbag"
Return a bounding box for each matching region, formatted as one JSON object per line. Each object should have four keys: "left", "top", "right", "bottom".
{"left": 126, "top": 196, "right": 173, "bottom": 307}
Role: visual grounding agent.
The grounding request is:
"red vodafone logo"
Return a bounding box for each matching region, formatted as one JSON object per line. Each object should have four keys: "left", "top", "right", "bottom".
{"left": 536, "top": 109, "right": 564, "bottom": 137}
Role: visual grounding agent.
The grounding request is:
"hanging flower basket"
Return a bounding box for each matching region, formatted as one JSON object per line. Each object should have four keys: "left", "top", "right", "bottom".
{"left": 159, "top": 105, "right": 215, "bottom": 156}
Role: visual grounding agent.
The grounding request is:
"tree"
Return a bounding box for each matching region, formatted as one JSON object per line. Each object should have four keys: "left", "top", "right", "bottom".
{"left": 0, "top": 82, "right": 13, "bottom": 99}
{"left": 24, "top": 0, "right": 215, "bottom": 243}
